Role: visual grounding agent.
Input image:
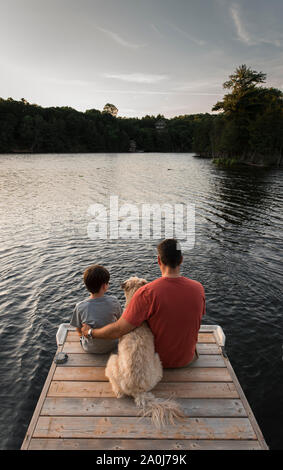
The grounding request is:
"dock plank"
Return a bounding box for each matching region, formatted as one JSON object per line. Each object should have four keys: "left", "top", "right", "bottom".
{"left": 28, "top": 438, "right": 262, "bottom": 450}
{"left": 47, "top": 381, "right": 239, "bottom": 398}
{"left": 53, "top": 366, "right": 232, "bottom": 382}
{"left": 33, "top": 416, "right": 256, "bottom": 440}
{"left": 63, "top": 334, "right": 216, "bottom": 354}
{"left": 66, "top": 331, "right": 216, "bottom": 344}
{"left": 197, "top": 333, "right": 216, "bottom": 343}
{"left": 223, "top": 353, "right": 269, "bottom": 450}
{"left": 62, "top": 339, "right": 222, "bottom": 355}
{"left": 41, "top": 397, "right": 247, "bottom": 417}
{"left": 21, "top": 345, "right": 62, "bottom": 450}
{"left": 59, "top": 353, "right": 226, "bottom": 368}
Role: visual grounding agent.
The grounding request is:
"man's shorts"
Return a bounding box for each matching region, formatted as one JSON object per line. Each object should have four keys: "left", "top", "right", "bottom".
{"left": 181, "top": 347, "right": 199, "bottom": 368}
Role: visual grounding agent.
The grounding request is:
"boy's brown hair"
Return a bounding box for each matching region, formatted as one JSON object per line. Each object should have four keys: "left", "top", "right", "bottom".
{"left": 83, "top": 265, "right": 110, "bottom": 294}
{"left": 157, "top": 239, "right": 182, "bottom": 268}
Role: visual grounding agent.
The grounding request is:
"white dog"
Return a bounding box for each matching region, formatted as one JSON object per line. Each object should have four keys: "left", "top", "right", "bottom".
{"left": 105, "top": 276, "right": 184, "bottom": 428}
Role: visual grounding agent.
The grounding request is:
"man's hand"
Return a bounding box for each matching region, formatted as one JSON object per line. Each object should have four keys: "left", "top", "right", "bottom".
{"left": 81, "top": 323, "right": 92, "bottom": 338}
{"left": 81, "top": 318, "right": 135, "bottom": 340}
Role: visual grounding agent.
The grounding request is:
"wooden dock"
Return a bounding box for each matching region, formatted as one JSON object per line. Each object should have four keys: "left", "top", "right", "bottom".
{"left": 21, "top": 324, "right": 268, "bottom": 450}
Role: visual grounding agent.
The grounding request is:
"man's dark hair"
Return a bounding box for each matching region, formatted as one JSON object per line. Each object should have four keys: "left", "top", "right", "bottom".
{"left": 157, "top": 239, "right": 182, "bottom": 268}
{"left": 83, "top": 265, "right": 110, "bottom": 293}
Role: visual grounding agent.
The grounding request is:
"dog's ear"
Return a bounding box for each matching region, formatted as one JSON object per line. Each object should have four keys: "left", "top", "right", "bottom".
{"left": 135, "top": 278, "right": 147, "bottom": 290}
{"left": 121, "top": 280, "right": 127, "bottom": 290}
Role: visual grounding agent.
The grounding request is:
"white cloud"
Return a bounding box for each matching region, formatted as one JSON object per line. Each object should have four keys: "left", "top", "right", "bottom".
{"left": 94, "top": 89, "right": 222, "bottom": 96}
{"left": 98, "top": 27, "right": 145, "bottom": 49}
{"left": 150, "top": 23, "right": 164, "bottom": 38}
{"left": 103, "top": 73, "right": 169, "bottom": 84}
{"left": 258, "top": 36, "right": 281, "bottom": 48}
{"left": 174, "top": 79, "right": 222, "bottom": 92}
{"left": 169, "top": 24, "right": 206, "bottom": 46}
{"left": 230, "top": 3, "right": 281, "bottom": 47}
{"left": 230, "top": 3, "right": 253, "bottom": 45}
{"left": 43, "top": 77, "right": 91, "bottom": 87}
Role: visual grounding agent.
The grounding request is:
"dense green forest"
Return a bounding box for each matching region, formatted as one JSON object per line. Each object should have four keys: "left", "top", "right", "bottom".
{"left": 0, "top": 97, "right": 205, "bottom": 154}
{"left": 194, "top": 65, "right": 283, "bottom": 167}
{"left": 0, "top": 65, "right": 282, "bottom": 167}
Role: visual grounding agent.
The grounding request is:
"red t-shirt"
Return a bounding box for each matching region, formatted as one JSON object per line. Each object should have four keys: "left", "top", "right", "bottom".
{"left": 122, "top": 276, "right": 206, "bottom": 368}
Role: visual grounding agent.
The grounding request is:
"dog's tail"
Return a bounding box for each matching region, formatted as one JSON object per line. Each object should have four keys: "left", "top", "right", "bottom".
{"left": 134, "top": 392, "right": 185, "bottom": 428}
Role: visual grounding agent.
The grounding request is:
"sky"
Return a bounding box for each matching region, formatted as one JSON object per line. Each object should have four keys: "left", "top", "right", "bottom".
{"left": 1, "top": 0, "right": 283, "bottom": 118}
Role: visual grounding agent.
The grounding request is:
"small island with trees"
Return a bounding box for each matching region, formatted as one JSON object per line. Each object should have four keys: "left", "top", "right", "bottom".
{"left": 0, "top": 65, "right": 282, "bottom": 168}
{"left": 194, "top": 65, "right": 283, "bottom": 168}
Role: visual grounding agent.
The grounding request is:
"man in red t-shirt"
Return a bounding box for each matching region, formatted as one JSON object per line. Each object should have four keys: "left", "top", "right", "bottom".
{"left": 82, "top": 239, "right": 206, "bottom": 368}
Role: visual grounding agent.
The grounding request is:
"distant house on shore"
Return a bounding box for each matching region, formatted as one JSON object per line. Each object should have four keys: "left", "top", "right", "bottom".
{"left": 129, "top": 139, "right": 137, "bottom": 152}
{"left": 155, "top": 119, "right": 166, "bottom": 132}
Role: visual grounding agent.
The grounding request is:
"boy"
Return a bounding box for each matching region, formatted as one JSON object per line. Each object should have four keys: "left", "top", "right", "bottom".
{"left": 70, "top": 264, "right": 122, "bottom": 353}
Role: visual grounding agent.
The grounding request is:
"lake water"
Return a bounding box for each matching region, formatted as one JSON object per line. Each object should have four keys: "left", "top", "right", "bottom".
{"left": 0, "top": 153, "right": 282, "bottom": 449}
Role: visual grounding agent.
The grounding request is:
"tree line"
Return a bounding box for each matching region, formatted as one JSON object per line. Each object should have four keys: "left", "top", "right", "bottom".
{"left": 0, "top": 97, "right": 207, "bottom": 154}
{"left": 0, "top": 65, "right": 282, "bottom": 166}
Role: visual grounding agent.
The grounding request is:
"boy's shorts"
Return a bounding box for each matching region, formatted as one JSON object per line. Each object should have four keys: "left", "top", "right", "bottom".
{"left": 79, "top": 336, "right": 118, "bottom": 354}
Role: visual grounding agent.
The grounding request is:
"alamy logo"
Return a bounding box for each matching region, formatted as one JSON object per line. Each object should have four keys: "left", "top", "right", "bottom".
{"left": 87, "top": 196, "right": 195, "bottom": 251}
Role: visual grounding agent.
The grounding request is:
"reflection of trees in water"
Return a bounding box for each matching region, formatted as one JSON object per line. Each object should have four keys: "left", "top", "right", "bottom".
{"left": 195, "top": 165, "right": 281, "bottom": 310}
{"left": 208, "top": 166, "right": 273, "bottom": 226}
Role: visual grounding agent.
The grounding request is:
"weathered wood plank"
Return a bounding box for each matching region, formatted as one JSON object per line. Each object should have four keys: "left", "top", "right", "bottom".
{"left": 41, "top": 397, "right": 247, "bottom": 417}
{"left": 28, "top": 438, "right": 261, "bottom": 450}
{"left": 33, "top": 416, "right": 256, "bottom": 440}
{"left": 196, "top": 343, "right": 221, "bottom": 354}
{"left": 180, "top": 355, "right": 226, "bottom": 368}
{"left": 66, "top": 331, "right": 216, "bottom": 344}
{"left": 63, "top": 334, "right": 216, "bottom": 354}
{"left": 64, "top": 333, "right": 222, "bottom": 354}
{"left": 67, "top": 331, "right": 81, "bottom": 341}
{"left": 223, "top": 356, "right": 269, "bottom": 449}
{"left": 53, "top": 366, "right": 106, "bottom": 382}
{"left": 59, "top": 353, "right": 226, "bottom": 368}
{"left": 53, "top": 366, "right": 232, "bottom": 382}
{"left": 63, "top": 342, "right": 99, "bottom": 353}
{"left": 60, "top": 352, "right": 111, "bottom": 366}
{"left": 20, "top": 346, "right": 62, "bottom": 450}
{"left": 197, "top": 333, "right": 216, "bottom": 343}
{"left": 47, "top": 381, "right": 239, "bottom": 398}
{"left": 162, "top": 367, "right": 232, "bottom": 382}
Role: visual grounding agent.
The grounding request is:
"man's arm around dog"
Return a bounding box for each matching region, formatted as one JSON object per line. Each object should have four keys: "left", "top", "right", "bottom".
{"left": 81, "top": 317, "right": 135, "bottom": 339}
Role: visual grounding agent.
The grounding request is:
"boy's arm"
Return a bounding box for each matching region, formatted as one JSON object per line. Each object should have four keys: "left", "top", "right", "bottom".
{"left": 70, "top": 305, "right": 82, "bottom": 336}
{"left": 81, "top": 317, "right": 135, "bottom": 340}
